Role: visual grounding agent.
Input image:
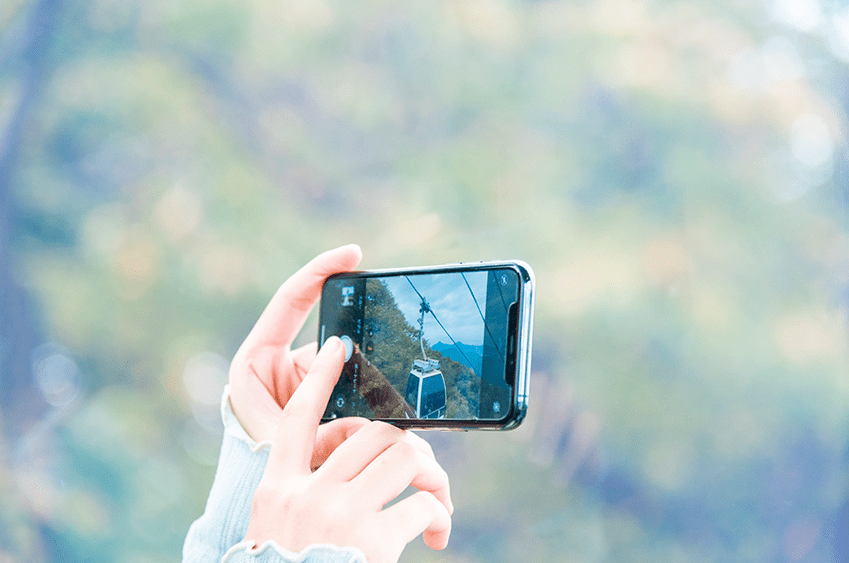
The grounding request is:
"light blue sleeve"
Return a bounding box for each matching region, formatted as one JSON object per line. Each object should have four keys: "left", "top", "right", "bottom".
{"left": 182, "top": 385, "right": 368, "bottom": 563}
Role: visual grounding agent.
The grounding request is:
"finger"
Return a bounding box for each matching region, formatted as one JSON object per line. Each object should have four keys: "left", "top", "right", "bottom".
{"left": 352, "top": 440, "right": 453, "bottom": 515}
{"left": 246, "top": 245, "right": 362, "bottom": 349}
{"left": 403, "top": 430, "right": 436, "bottom": 460}
{"left": 311, "top": 417, "right": 370, "bottom": 470}
{"left": 270, "top": 342, "right": 318, "bottom": 410}
{"left": 314, "top": 421, "right": 404, "bottom": 482}
{"left": 290, "top": 341, "right": 318, "bottom": 381}
{"left": 380, "top": 491, "right": 452, "bottom": 551}
{"left": 268, "top": 342, "right": 320, "bottom": 410}
{"left": 316, "top": 421, "right": 437, "bottom": 482}
{"left": 268, "top": 336, "right": 346, "bottom": 475}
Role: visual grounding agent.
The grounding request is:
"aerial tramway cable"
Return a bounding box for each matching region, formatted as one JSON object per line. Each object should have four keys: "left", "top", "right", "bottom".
{"left": 404, "top": 279, "right": 448, "bottom": 419}
{"left": 461, "top": 272, "right": 505, "bottom": 362}
{"left": 404, "top": 276, "right": 477, "bottom": 370}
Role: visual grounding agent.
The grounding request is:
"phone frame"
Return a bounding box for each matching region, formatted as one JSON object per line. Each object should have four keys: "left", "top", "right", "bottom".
{"left": 317, "top": 260, "right": 535, "bottom": 431}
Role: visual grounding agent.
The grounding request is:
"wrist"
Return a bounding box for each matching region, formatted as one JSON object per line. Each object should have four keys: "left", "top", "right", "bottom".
{"left": 222, "top": 385, "right": 273, "bottom": 452}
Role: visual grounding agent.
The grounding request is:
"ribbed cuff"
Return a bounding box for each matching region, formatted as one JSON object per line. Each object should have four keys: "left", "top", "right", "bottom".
{"left": 223, "top": 540, "right": 367, "bottom": 563}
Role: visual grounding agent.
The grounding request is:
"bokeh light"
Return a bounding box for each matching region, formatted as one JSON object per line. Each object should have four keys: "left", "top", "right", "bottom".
{"left": 30, "top": 343, "right": 81, "bottom": 408}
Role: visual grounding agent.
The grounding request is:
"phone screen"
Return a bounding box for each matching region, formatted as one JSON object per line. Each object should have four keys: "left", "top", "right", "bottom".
{"left": 319, "top": 267, "right": 522, "bottom": 423}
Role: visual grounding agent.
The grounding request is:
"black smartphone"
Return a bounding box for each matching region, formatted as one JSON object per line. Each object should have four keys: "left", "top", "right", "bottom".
{"left": 318, "top": 261, "right": 534, "bottom": 430}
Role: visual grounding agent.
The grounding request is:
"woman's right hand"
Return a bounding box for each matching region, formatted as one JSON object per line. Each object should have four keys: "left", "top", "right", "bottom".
{"left": 244, "top": 337, "right": 453, "bottom": 563}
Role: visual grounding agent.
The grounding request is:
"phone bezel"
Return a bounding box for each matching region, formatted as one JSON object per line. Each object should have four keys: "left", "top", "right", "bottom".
{"left": 317, "top": 260, "right": 534, "bottom": 431}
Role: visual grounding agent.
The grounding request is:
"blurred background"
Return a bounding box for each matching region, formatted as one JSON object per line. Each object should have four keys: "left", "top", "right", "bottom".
{"left": 2, "top": 0, "right": 848, "bottom": 561}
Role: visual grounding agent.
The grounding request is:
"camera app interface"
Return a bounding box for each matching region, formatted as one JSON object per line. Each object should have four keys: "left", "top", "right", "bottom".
{"left": 321, "top": 269, "right": 520, "bottom": 421}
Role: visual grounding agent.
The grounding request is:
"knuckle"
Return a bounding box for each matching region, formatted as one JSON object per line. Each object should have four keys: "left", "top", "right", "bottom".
{"left": 388, "top": 440, "right": 418, "bottom": 461}
{"left": 369, "top": 419, "right": 401, "bottom": 436}
{"left": 280, "top": 399, "right": 309, "bottom": 422}
{"left": 362, "top": 420, "right": 404, "bottom": 445}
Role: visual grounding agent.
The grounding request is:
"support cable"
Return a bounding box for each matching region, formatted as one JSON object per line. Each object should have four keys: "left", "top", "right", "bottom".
{"left": 405, "top": 276, "right": 477, "bottom": 370}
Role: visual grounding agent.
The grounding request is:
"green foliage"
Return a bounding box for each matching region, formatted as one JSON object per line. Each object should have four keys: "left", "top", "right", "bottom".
{"left": 2, "top": 0, "right": 849, "bottom": 562}
{"left": 362, "top": 279, "right": 479, "bottom": 419}
{"left": 363, "top": 278, "right": 422, "bottom": 390}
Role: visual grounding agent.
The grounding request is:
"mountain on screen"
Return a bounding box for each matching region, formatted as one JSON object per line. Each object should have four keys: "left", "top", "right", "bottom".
{"left": 432, "top": 341, "right": 483, "bottom": 374}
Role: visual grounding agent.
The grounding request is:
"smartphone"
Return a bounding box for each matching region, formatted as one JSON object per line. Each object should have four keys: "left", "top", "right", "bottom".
{"left": 318, "top": 261, "right": 534, "bottom": 430}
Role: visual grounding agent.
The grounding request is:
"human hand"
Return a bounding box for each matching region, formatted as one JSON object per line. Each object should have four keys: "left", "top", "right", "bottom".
{"left": 244, "top": 336, "right": 453, "bottom": 563}
{"left": 228, "top": 244, "right": 363, "bottom": 456}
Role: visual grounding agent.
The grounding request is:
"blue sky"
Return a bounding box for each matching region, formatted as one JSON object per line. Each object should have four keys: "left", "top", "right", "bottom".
{"left": 380, "top": 271, "right": 487, "bottom": 347}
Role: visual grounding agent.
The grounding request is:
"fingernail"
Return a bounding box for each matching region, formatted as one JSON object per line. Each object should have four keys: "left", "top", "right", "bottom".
{"left": 323, "top": 336, "right": 342, "bottom": 353}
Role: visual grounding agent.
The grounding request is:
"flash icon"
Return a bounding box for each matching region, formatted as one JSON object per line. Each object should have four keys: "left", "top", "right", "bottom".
{"left": 342, "top": 286, "right": 354, "bottom": 306}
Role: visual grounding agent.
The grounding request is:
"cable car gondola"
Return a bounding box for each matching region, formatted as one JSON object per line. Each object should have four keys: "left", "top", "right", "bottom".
{"left": 405, "top": 297, "right": 446, "bottom": 419}
{"left": 406, "top": 358, "right": 446, "bottom": 419}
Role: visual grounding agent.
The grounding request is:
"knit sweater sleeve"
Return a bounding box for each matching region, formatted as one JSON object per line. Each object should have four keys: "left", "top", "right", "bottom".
{"left": 182, "top": 385, "right": 367, "bottom": 563}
